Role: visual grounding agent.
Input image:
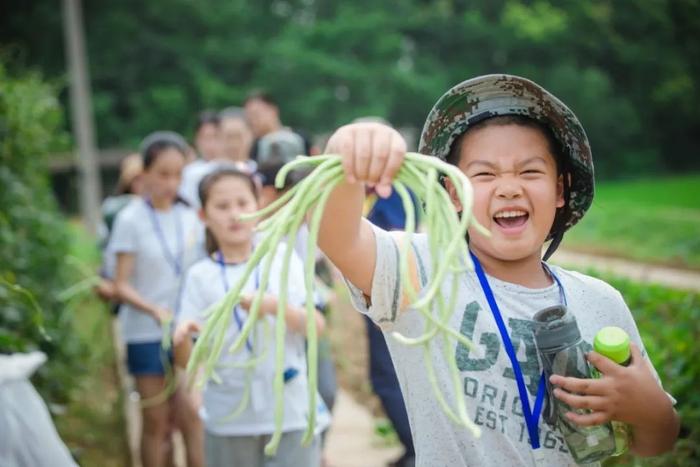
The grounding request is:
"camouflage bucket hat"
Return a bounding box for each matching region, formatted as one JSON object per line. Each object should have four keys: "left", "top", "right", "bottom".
{"left": 418, "top": 74, "right": 594, "bottom": 234}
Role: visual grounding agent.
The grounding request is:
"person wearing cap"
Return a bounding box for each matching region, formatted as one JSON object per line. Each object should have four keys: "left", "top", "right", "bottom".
{"left": 314, "top": 75, "right": 679, "bottom": 466}
{"left": 257, "top": 130, "right": 308, "bottom": 208}
{"left": 109, "top": 131, "right": 206, "bottom": 467}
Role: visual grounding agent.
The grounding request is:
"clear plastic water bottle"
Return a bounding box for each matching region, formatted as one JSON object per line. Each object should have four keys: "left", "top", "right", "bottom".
{"left": 592, "top": 326, "right": 632, "bottom": 456}
{"left": 534, "top": 305, "right": 616, "bottom": 464}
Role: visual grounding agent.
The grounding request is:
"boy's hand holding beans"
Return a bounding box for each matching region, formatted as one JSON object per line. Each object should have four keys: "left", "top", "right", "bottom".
{"left": 324, "top": 122, "right": 407, "bottom": 197}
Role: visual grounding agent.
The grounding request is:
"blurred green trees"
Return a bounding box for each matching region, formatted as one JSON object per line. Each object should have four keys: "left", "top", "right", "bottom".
{"left": 2, "top": 0, "right": 699, "bottom": 177}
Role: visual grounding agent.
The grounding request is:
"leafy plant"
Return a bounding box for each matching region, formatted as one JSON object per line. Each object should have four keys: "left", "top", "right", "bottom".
{"left": 0, "top": 63, "right": 88, "bottom": 403}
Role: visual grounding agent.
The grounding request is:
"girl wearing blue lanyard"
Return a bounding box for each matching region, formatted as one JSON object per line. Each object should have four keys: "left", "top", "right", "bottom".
{"left": 110, "top": 132, "right": 205, "bottom": 467}
{"left": 174, "top": 168, "right": 327, "bottom": 467}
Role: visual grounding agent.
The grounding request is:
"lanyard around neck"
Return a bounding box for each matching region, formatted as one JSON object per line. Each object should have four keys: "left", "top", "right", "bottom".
{"left": 216, "top": 251, "right": 259, "bottom": 353}
{"left": 146, "top": 199, "right": 184, "bottom": 276}
{"left": 469, "top": 251, "right": 566, "bottom": 450}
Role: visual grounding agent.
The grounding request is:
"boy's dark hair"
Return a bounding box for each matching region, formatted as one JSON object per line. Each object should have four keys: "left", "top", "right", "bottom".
{"left": 194, "top": 110, "right": 221, "bottom": 134}
{"left": 198, "top": 168, "right": 259, "bottom": 254}
{"left": 244, "top": 90, "right": 278, "bottom": 108}
{"left": 446, "top": 115, "right": 572, "bottom": 260}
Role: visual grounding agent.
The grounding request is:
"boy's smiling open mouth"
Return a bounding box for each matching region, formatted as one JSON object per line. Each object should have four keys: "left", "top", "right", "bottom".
{"left": 493, "top": 208, "right": 529, "bottom": 233}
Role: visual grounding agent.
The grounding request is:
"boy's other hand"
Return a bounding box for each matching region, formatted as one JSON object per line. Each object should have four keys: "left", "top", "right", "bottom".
{"left": 550, "top": 343, "right": 679, "bottom": 454}
{"left": 550, "top": 343, "right": 669, "bottom": 427}
{"left": 324, "top": 122, "right": 407, "bottom": 198}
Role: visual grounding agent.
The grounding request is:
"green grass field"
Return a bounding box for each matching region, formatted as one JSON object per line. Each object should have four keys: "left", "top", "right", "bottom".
{"left": 562, "top": 175, "right": 700, "bottom": 269}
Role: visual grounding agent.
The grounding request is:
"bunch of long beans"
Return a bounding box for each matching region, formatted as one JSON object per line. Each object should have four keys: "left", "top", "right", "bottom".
{"left": 187, "top": 153, "right": 486, "bottom": 455}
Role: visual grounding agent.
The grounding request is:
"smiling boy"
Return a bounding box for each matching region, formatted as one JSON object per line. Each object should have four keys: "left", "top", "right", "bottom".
{"left": 316, "top": 75, "right": 679, "bottom": 466}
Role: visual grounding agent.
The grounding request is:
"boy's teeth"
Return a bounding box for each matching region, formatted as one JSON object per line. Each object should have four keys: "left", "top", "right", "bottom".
{"left": 494, "top": 210, "right": 526, "bottom": 218}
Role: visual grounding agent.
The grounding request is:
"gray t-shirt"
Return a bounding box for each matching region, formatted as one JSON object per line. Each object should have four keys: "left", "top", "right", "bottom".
{"left": 344, "top": 226, "right": 668, "bottom": 467}
{"left": 108, "top": 198, "right": 204, "bottom": 343}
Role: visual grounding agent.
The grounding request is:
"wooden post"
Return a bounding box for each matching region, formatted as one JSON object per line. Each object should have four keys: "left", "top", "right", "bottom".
{"left": 62, "top": 0, "right": 101, "bottom": 234}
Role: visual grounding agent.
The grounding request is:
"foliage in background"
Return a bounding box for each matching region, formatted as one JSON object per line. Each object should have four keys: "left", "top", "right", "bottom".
{"left": 2, "top": 0, "right": 699, "bottom": 177}
{"left": 563, "top": 175, "right": 700, "bottom": 269}
{"left": 0, "top": 63, "right": 127, "bottom": 464}
{"left": 600, "top": 276, "right": 700, "bottom": 466}
{"left": 0, "top": 63, "right": 88, "bottom": 403}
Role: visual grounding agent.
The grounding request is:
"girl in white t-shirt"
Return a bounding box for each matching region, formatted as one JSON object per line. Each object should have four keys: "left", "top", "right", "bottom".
{"left": 110, "top": 131, "right": 205, "bottom": 467}
{"left": 173, "top": 167, "right": 327, "bottom": 467}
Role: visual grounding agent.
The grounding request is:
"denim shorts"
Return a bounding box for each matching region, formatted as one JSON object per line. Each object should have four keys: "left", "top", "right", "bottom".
{"left": 126, "top": 341, "right": 172, "bottom": 376}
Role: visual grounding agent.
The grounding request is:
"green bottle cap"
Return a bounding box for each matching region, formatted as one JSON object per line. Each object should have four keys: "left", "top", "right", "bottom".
{"left": 594, "top": 326, "right": 631, "bottom": 364}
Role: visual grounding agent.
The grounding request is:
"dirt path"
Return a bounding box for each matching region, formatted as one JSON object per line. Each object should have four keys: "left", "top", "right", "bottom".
{"left": 550, "top": 249, "right": 700, "bottom": 292}
{"left": 323, "top": 291, "right": 406, "bottom": 467}
{"left": 325, "top": 390, "right": 403, "bottom": 467}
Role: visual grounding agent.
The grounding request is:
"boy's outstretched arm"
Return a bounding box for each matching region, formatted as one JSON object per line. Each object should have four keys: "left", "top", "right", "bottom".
{"left": 551, "top": 343, "right": 680, "bottom": 456}
{"left": 317, "top": 123, "right": 406, "bottom": 296}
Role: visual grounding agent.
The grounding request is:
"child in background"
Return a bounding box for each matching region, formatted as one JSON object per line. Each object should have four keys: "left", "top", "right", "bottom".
{"left": 220, "top": 107, "right": 255, "bottom": 165}
{"left": 109, "top": 131, "right": 205, "bottom": 467}
{"left": 180, "top": 111, "right": 224, "bottom": 208}
{"left": 194, "top": 110, "right": 225, "bottom": 162}
{"left": 101, "top": 153, "right": 145, "bottom": 240}
{"left": 174, "top": 168, "right": 327, "bottom": 467}
{"left": 181, "top": 109, "right": 259, "bottom": 208}
{"left": 244, "top": 91, "right": 314, "bottom": 161}
{"left": 95, "top": 152, "right": 144, "bottom": 304}
{"left": 316, "top": 75, "right": 679, "bottom": 466}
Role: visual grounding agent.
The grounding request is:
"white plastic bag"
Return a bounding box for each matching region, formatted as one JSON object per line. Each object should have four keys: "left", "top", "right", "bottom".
{"left": 0, "top": 352, "right": 78, "bottom": 467}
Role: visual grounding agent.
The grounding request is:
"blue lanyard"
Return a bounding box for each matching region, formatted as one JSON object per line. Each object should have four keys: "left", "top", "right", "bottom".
{"left": 216, "top": 251, "right": 260, "bottom": 353}
{"left": 470, "top": 251, "right": 566, "bottom": 450}
{"left": 146, "top": 199, "right": 184, "bottom": 276}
